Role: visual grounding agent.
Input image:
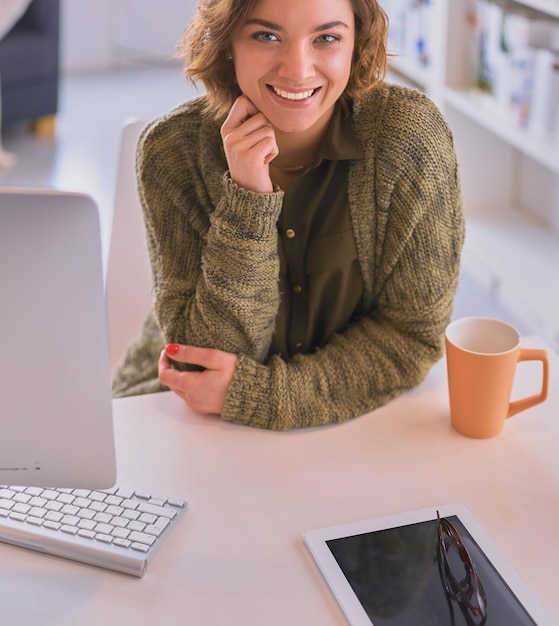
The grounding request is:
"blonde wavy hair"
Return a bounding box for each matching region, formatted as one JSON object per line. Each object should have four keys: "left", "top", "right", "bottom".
{"left": 177, "top": 0, "right": 389, "bottom": 119}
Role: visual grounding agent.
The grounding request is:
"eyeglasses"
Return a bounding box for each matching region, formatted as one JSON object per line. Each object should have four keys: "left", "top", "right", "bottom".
{"left": 436, "top": 511, "right": 488, "bottom": 626}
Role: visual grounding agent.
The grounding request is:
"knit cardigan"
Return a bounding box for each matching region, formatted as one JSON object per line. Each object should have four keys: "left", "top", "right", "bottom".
{"left": 112, "top": 83, "right": 464, "bottom": 430}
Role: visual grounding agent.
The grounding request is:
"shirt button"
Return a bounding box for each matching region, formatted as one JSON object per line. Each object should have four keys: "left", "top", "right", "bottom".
{"left": 285, "top": 228, "right": 296, "bottom": 239}
{"left": 293, "top": 285, "right": 303, "bottom": 294}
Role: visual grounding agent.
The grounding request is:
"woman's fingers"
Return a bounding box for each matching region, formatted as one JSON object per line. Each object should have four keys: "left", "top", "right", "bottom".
{"left": 220, "top": 94, "right": 260, "bottom": 135}
{"left": 220, "top": 96, "right": 278, "bottom": 193}
{"left": 158, "top": 345, "right": 238, "bottom": 415}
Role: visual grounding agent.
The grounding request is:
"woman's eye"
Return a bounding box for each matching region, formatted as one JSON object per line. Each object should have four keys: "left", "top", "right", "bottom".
{"left": 252, "top": 31, "right": 279, "bottom": 42}
{"left": 316, "top": 34, "right": 340, "bottom": 44}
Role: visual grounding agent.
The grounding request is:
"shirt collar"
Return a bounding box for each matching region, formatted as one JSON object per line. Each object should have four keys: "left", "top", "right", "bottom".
{"left": 317, "top": 99, "right": 364, "bottom": 163}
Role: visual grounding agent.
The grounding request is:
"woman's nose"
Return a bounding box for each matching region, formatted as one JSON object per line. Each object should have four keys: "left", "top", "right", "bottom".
{"left": 276, "top": 42, "right": 313, "bottom": 82}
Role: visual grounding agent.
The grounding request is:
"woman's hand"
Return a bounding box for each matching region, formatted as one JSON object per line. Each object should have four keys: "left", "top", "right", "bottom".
{"left": 220, "top": 95, "right": 278, "bottom": 193}
{"left": 158, "top": 344, "right": 238, "bottom": 415}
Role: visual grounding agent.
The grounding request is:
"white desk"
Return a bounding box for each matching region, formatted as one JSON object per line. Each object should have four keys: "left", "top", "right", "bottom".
{"left": 1, "top": 338, "right": 558, "bottom": 625}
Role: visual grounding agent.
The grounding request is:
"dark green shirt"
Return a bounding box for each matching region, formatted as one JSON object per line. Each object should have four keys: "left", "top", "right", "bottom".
{"left": 271, "top": 102, "right": 365, "bottom": 359}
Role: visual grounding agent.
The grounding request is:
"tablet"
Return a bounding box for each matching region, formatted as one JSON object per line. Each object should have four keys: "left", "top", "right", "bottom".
{"left": 304, "top": 503, "right": 555, "bottom": 626}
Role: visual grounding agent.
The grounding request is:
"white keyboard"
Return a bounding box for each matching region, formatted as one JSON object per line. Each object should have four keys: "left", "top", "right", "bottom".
{"left": 0, "top": 484, "right": 187, "bottom": 577}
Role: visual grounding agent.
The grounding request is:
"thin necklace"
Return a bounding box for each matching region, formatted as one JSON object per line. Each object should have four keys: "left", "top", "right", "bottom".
{"left": 270, "top": 162, "right": 308, "bottom": 174}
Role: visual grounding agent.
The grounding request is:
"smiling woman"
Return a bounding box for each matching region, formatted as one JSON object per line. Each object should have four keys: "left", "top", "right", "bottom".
{"left": 112, "top": 0, "right": 465, "bottom": 431}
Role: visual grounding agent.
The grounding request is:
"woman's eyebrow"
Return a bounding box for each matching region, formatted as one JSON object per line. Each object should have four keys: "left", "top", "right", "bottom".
{"left": 313, "top": 21, "right": 350, "bottom": 32}
{"left": 244, "top": 18, "right": 283, "bottom": 31}
{"left": 244, "top": 18, "right": 350, "bottom": 33}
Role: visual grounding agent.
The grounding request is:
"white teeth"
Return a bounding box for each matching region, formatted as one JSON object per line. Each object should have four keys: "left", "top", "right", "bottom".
{"left": 272, "top": 87, "right": 315, "bottom": 101}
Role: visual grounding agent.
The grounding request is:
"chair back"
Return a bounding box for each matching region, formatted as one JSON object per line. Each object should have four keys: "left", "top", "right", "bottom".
{"left": 106, "top": 118, "right": 152, "bottom": 373}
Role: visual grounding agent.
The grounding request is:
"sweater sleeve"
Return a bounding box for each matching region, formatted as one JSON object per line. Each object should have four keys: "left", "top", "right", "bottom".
{"left": 137, "top": 111, "right": 284, "bottom": 362}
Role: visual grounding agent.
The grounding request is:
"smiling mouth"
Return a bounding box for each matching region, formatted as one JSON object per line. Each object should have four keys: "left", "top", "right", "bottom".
{"left": 269, "top": 86, "right": 319, "bottom": 101}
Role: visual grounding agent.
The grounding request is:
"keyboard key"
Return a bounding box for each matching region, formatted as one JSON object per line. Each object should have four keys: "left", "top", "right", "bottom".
{"left": 111, "top": 527, "right": 130, "bottom": 539}
{"left": 13, "top": 493, "right": 31, "bottom": 504}
{"left": 73, "top": 497, "right": 91, "bottom": 508}
{"left": 77, "top": 519, "right": 96, "bottom": 531}
{"left": 167, "top": 498, "right": 186, "bottom": 508}
{"left": 41, "top": 490, "right": 60, "bottom": 501}
{"left": 29, "top": 497, "right": 47, "bottom": 508}
{"left": 44, "top": 521, "right": 61, "bottom": 531}
{"left": 13, "top": 503, "right": 31, "bottom": 515}
{"left": 90, "top": 501, "right": 107, "bottom": 513}
{"left": 95, "top": 523, "right": 113, "bottom": 535}
{"left": 115, "top": 488, "right": 134, "bottom": 499}
{"left": 105, "top": 496, "right": 123, "bottom": 506}
{"left": 137, "top": 502, "right": 176, "bottom": 519}
{"left": 56, "top": 493, "right": 75, "bottom": 505}
{"left": 105, "top": 505, "right": 123, "bottom": 517}
{"left": 45, "top": 501, "right": 64, "bottom": 512}
{"left": 139, "top": 513, "right": 157, "bottom": 525}
{"left": 89, "top": 491, "right": 107, "bottom": 503}
{"left": 28, "top": 507, "right": 47, "bottom": 518}
{"left": 144, "top": 524, "right": 165, "bottom": 537}
{"left": 129, "top": 531, "right": 156, "bottom": 546}
{"left": 131, "top": 542, "right": 150, "bottom": 553}
{"left": 61, "top": 504, "right": 79, "bottom": 516}
{"left": 72, "top": 490, "right": 91, "bottom": 498}
{"left": 111, "top": 516, "right": 129, "bottom": 529}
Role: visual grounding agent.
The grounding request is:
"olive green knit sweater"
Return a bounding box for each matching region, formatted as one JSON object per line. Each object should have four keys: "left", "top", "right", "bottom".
{"left": 113, "top": 83, "right": 464, "bottom": 430}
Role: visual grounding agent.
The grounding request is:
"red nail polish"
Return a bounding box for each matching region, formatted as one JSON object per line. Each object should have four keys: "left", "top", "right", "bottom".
{"left": 166, "top": 343, "right": 179, "bottom": 356}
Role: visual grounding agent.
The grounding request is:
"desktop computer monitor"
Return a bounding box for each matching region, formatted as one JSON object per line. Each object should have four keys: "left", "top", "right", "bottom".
{"left": 0, "top": 188, "right": 117, "bottom": 488}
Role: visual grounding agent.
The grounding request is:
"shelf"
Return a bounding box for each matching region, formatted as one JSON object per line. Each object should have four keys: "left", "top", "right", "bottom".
{"left": 516, "top": 0, "right": 559, "bottom": 19}
{"left": 444, "top": 88, "right": 559, "bottom": 175}
{"left": 386, "top": 0, "right": 559, "bottom": 350}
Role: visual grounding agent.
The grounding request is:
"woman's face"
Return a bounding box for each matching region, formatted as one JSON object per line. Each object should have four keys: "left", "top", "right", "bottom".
{"left": 230, "top": 0, "right": 355, "bottom": 136}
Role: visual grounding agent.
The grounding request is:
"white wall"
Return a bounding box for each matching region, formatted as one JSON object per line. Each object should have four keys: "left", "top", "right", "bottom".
{"left": 60, "top": 0, "right": 198, "bottom": 73}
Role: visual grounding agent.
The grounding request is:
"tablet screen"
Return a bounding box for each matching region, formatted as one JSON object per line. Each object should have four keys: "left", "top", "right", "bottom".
{"left": 326, "top": 516, "right": 535, "bottom": 625}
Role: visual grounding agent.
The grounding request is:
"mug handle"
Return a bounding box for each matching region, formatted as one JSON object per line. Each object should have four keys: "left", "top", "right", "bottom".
{"left": 507, "top": 349, "right": 549, "bottom": 418}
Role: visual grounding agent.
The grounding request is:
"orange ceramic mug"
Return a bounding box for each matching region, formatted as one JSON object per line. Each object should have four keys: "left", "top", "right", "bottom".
{"left": 445, "top": 317, "right": 549, "bottom": 438}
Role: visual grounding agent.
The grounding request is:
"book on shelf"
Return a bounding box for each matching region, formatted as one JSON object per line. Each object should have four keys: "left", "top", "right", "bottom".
{"left": 467, "top": 0, "right": 559, "bottom": 139}
{"left": 527, "top": 47, "right": 559, "bottom": 139}
{"left": 385, "top": 0, "right": 435, "bottom": 71}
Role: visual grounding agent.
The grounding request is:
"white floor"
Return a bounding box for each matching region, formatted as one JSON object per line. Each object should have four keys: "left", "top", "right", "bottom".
{"left": 0, "top": 63, "right": 529, "bottom": 333}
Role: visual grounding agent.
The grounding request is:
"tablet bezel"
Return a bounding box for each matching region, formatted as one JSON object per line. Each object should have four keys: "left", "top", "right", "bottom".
{"left": 303, "top": 502, "right": 554, "bottom": 626}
